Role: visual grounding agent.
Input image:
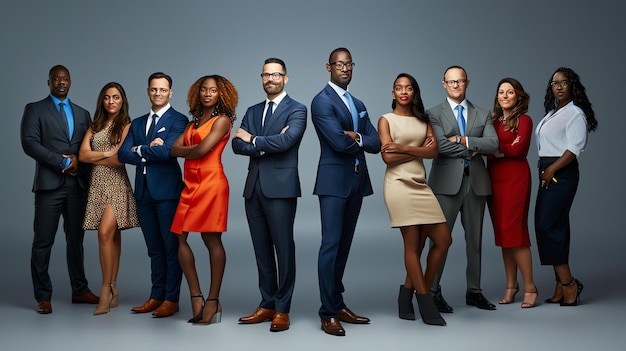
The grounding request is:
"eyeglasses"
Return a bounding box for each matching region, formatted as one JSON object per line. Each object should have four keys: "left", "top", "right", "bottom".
{"left": 261, "top": 72, "right": 286, "bottom": 81}
{"left": 444, "top": 79, "right": 467, "bottom": 87}
{"left": 550, "top": 80, "right": 569, "bottom": 88}
{"left": 329, "top": 61, "right": 355, "bottom": 70}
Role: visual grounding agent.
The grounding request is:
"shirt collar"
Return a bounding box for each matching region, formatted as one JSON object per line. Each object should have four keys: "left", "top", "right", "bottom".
{"left": 446, "top": 97, "right": 467, "bottom": 112}
{"left": 328, "top": 81, "right": 348, "bottom": 97}
{"left": 150, "top": 103, "right": 171, "bottom": 118}
{"left": 266, "top": 91, "right": 287, "bottom": 106}
{"left": 50, "top": 94, "right": 69, "bottom": 107}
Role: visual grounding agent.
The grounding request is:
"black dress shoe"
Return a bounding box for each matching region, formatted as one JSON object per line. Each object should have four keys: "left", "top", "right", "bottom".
{"left": 432, "top": 292, "right": 454, "bottom": 313}
{"left": 466, "top": 292, "right": 496, "bottom": 310}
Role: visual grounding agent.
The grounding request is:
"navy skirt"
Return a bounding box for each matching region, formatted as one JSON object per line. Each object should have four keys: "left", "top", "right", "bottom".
{"left": 534, "top": 157, "right": 579, "bottom": 265}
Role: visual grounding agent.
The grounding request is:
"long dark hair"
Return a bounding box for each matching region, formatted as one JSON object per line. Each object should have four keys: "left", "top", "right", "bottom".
{"left": 91, "top": 82, "right": 130, "bottom": 145}
{"left": 391, "top": 73, "right": 429, "bottom": 123}
{"left": 492, "top": 77, "right": 529, "bottom": 132}
{"left": 543, "top": 67, "right": 597, "bottom": 132}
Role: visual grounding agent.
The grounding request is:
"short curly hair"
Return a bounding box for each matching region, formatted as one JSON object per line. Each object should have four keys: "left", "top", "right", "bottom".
{"left": 187, "top": 75, "right": 238, "bottom": 122}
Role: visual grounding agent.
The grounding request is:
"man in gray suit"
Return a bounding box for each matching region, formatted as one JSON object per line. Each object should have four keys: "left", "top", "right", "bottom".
{"left": 21, "top": 65, "right": 99, "bottom": 314}
{"left": 427, "top": 66, "right": 498, "bottom": 312}
{"left": 232, "top": 58, "right": 307, "bottom": 332}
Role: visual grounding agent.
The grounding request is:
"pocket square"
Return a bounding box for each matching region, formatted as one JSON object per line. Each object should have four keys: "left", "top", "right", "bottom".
{"left": 157, "top": 127, "right": 166, "bottom": 133}
{"left": 358, "top": 111, "right": 367, "bottom": 118}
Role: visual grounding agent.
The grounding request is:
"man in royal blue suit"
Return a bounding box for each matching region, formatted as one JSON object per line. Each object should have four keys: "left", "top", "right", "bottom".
{"left": 232, "top": 58, "right": 307, "bottom": 332}
{"left": 311, "top": 48, "right": 381, "bottom": 336}
{"left": 21, "top": 65, "right": 99, "bottom": 314}
{"left": 118, "top": 72, "right": 187, "bottom": 318}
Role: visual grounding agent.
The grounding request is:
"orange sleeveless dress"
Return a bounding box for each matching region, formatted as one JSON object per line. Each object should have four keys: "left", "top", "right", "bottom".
{"left": 171, "top": 117, "right": 230, "bottom": 234}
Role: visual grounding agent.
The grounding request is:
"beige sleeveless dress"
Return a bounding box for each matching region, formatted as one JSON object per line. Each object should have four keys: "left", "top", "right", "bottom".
{"left": 382, "top": 113, "right": 445, "bottom": 227}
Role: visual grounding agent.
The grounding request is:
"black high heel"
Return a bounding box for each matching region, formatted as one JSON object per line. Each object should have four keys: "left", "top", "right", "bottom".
{"left": 398, "top": 285, "right": 416, "bottom": 320}
{"left": 560, "top": 278, "right": 583, "bottom": 306}
{"left": 415, "top": 293, "right": 446, "bottom": 326}
{"left": 544, "top": 278, "right": 563, "bottom": 304}
{"left": 193, "top": 298, "right": 221, "bottom": 325}
{"left": 187, "top": 295, "right": 204, "bottom": 323}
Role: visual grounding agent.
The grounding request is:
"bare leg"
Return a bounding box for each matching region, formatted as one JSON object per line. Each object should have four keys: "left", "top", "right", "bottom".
{"left": 95, "top": 205, "right": 118, "bottom": 314}
{"left": 499, "top": 248, "right": 519, "bottom": 303}
{"left": 400, "top": 226, "right": 428, "bottom": 293}
{"left": 512, "top": 247, "right": 537, "bottom": 307}
{"left": 177, "top": 232, "right": 203, "bottom": 317}
{"left": 197, "top": 232, "right": 225, "bottom": 323}
{"left": 422, "top": 223, "right": 452, "bottom": 290}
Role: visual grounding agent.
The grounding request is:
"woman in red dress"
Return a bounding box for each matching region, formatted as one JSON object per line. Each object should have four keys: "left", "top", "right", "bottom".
{"left": 170, "top": 75, "right": 238, "bottom": 324}
{"left": 487, "top": 78, "right": 538, "bottom": 308}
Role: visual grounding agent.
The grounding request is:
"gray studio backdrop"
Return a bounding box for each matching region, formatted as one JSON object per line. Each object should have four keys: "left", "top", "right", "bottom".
{"left": 2, "top": 0, "right": 624, "bottom": 321}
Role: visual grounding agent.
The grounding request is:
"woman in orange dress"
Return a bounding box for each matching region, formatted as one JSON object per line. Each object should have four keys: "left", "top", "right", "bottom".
{"left": 170, "top": 75, "right": 238, "bottom": 325}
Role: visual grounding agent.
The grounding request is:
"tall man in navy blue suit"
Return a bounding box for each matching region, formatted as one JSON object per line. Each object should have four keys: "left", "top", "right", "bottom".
{"left": 21, "top": 65, "right": 99, "bottom": 314}
{"left": 119, "top": 72, "right": 187, "bottom": 318}
{"left": 232, "top": 58, "right": 307, "bottom": 332}
{"left": 311, "top": 48, "right": 381, "bottom": 336}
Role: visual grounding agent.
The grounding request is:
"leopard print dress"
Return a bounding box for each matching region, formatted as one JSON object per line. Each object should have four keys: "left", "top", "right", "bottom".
{"left": 83, "top": 124, "right": 139, "bottom": 230}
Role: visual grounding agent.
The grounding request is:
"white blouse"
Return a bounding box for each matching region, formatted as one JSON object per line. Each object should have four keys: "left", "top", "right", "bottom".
{"left": 535, "top": 101, "right": 588, "bottom": 157}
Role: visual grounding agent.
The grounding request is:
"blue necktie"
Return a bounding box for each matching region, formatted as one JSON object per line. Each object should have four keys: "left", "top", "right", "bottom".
{"left": 456, "top": 105, "right": 468, "bottom": 167}
{"left": 344, "top": 92, "right": 359, "bottom": 132}
{"left": 345, "top": 92, "right": 360, "bottom": 166}
{"left": 456, "top": 105, "right": 465, "bottom": 136}
{"left": 262, "top": 101, "right": 274, "bottom": 133}
{"left": 59, "top": 102, "right": 73, "bottom": 139}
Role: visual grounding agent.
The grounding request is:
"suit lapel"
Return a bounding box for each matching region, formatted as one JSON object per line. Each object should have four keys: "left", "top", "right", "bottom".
{"left": 325, "top": 85, "right": 353, "bottom": 129}
{"left": 253, "top": 103, "right": 264, "bottom": 135}
{"left": 442, "top": 103, "right": 460, "bottom": 134}
{"left": 264, "top": 96, "right": 290, "bottom": 133}
{"left": 46, "top": 98, "right": 72, "bottom": 140}
{"left": 465, "top": 102, "right": 477, "bottom": 134}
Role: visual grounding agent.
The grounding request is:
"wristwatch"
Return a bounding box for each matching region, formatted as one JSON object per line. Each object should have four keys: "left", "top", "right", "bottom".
{"left": 355, "top": 133, "right": 361, "bottom": 144}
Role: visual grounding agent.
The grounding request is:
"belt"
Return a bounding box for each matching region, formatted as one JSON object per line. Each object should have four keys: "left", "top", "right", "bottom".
{"left": 463, "top": 166, "right": 470, "bottom": 175}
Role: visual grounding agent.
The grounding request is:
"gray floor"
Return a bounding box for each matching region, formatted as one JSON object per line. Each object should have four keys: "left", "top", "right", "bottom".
{"left": 1, "top": 223, "right": 625, "bottom": 351}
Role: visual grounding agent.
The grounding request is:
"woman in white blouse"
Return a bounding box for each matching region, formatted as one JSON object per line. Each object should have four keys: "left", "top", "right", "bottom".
{"left": 534, "top": 67, "right": 597, "bottom": 307}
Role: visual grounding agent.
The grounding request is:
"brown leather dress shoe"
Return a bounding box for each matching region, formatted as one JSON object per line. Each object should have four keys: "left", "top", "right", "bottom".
{"left": 37, "top": 301, "right": 52, "bottom": 314}
{"left": 321, "top": 317, "right": 345, "bottom": 336}
{"left": 152, "top": 301, "right": 179, "bottom": 317}
{"left": 131, "top": 298, "right": 163, "bottom": 313}
{"left": 337, "top": 307, "right": 370, "bottom": 324}
{"left": 270, "top": 312, "right": 290, "bottom": 332}
{"left": 72, "top": 291, "right": 100, "bottom": 304}
{"left": 238, "top": 307, "right": 275, "bottom": 324}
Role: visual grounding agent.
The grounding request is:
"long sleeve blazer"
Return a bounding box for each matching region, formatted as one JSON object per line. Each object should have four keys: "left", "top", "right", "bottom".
{"left": 118, "top": 107, "right": 188, "bottom": 201}
{"left": 310, "top": 84, "right": 381, "bottom": 198}
{"left": 427, "top": 99, "right": 498, "bottom": 196}
{"left": 21, "top": 96, "right": 92, "bottom": 192}
{"left": 232, "top": 95, "right": 307, "bottom": 199}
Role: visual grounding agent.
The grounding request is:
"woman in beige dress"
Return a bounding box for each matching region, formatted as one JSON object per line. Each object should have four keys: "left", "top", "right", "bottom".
{"left": 378, "top": 73, "right": 451, "bottom": 326}
{"left": 79, "top": 82, "right": 139, "bottom": 315}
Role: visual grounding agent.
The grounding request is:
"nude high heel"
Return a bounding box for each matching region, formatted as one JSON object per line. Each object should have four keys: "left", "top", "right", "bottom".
{"left": 94, "top": 284, "right": 114, "bottom": 315}
{"left": 110, "top": 282, "right": 119, "bottom": 308}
